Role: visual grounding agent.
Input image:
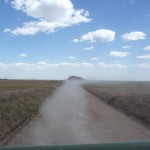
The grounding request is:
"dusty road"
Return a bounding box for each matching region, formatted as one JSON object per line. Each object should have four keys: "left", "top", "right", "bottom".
{"left": 6, "top": 81, "right": 150, "bottom": 146}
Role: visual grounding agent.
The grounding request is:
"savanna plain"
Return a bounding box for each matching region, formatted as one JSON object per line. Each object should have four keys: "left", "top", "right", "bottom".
{"left": 0, "top": 79, "right": 150, "bottom": 146}
{"left": 0, "top": 79, "right": 62, "bottom": 145}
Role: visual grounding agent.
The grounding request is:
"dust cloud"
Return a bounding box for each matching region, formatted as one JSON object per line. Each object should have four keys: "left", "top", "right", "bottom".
{"left": 31, "top": 80, "right": 94, "bottom": 145}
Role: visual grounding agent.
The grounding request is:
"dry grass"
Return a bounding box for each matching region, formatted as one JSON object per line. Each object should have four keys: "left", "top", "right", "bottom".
{"left": 0, "top": 79, "right": 62, "bottom": 141}
{"left": 84, "top": 81, "right": 150, "bottom": 126}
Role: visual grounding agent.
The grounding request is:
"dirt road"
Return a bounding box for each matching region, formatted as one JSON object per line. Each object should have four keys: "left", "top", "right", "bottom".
{"left": 6, "top": 82, "right": 150, "bottom": 146}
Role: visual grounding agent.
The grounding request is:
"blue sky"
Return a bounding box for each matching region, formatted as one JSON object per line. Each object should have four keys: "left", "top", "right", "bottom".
{"left": 0, "top": 0, "right": 150, "bottom": 80}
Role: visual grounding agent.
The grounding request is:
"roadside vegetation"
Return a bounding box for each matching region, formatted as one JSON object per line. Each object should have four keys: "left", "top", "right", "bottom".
{"left": 84, "top": 81, "right": 150, "bottom": 127}
{"left": 0, "top": 80, "right": 62, "bottom": 142}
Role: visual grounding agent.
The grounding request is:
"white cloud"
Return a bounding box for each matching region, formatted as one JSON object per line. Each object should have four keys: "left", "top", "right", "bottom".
{"left": 109, "top": 51, "right": 129, "bottom": 57}
{"left": 4, "top": 28, "right": 11, "bottom": 33}
{"left": 84, "top": 46, "right": 94, "bottom": 51}
{"left": 68, "top": 56, "right": 76, "bottom": 59}
{"left": 121, "top": 45, "right": 132, "bottom": 49}
{"left": 136, "top": 62, "right": 150, "bottom": 68}
{"left": 59, "top": 62, "right": 94, "bottom": 67}
{"left": 144, "top": 46, "right": 150, "bottom": 51}
{"left": 73, "top": 38, "right": 79, "bottom": 43}
{"left": 74, "top": 29, "right": 115, "bottom": 43}
{"left": 38, "top": 62, "right": 49, "bottom": 65}
{"left": 121, "top": 31, "right": 146, "bottom": 41}
{"left": 98, "top": 62, "right": 126, "bottom": 68}
{"left": 19, "top": 53, "right": 28, "bottom": 57}
{"left": 0, "top": 62, "right": 95, "bottom": 79}
{"left": 90, "top": 57, "right": 99, "bottom": 61}
{"left": 80, "top": 62, "right": 94, "bottom": 67}
{"left": 5, "top": 0, "right": 91, "bottom": 35}
{"left": 0, "top": 62, "right": 94, "bottom": 70}
{"left": 58, "top": 62, "right": 80, "bottom": 67}
{"left": 136, "top": 54, "right": 150, "bottom": 59}
{"left": 113, "top": 60, "right": 119, "bottom": 63}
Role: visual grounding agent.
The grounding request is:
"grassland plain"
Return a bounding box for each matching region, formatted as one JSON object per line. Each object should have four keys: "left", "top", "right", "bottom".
{"left": 84, "top": 81, "right": 150, "bottom": 127}
{"left": 0, "top": 79, "right": 62, "bottom": 144}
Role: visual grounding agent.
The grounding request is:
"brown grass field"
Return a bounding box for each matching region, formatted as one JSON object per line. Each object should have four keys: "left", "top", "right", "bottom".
{"left": 0, "top": 79, "right": 62, "bottom": 142}
{"left": 84, "top": 81, "right": 150, "bottom": 127}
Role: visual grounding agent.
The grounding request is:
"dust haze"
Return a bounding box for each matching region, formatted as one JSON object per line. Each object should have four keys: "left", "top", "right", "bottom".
{"left": 31, "top": 80, "right": 94, "bottom": 145}
{"left": 6, "top": 80, "right": 150, "bottom": 146}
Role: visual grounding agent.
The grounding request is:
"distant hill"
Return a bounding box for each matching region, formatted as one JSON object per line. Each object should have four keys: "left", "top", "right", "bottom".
{"left": 67, "top": 76, "right": 85, "bottom": 81}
